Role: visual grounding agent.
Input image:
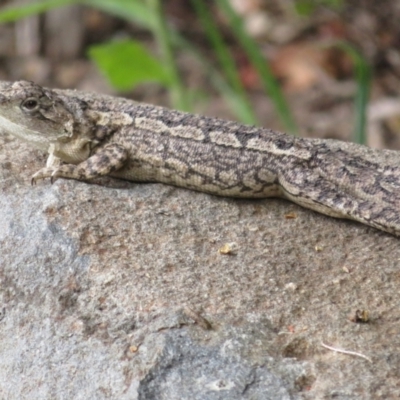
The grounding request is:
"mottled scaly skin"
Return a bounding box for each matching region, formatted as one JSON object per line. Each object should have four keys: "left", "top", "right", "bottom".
{"left": 0, "top": 80, "right": 400, "bottom": 236}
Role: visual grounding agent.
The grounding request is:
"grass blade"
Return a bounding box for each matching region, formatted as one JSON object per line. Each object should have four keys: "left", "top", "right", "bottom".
{"left": 191, "top": 0, "right": 258, "bottom": 124}
{"left": 216, "top": 0, "right": 297, "bottom": 134}
{"left": 335, "top": 42, "right": 371, "bottom": 144}
{"left": 0, "top": 0, "right": 80, "bottom": 23}
{"left": 145, "top": 0, "right": 188, "bottom": 110}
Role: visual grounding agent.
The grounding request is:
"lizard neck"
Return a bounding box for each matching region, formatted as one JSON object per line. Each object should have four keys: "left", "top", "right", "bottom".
{"left": 84, "top": 108, "right": 133, "bottom": 141}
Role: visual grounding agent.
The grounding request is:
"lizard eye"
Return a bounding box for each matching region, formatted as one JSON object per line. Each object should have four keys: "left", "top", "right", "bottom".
{"left": 21, "top": 98, "right": 39, "bottom": 112}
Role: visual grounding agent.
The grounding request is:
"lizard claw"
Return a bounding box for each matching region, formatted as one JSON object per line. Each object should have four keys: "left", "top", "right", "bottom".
{"left": 31, "top": 167, "right": 57, "bottom": 184}
{"left": 50, "top": 174, "right": 59, "bottom": 184}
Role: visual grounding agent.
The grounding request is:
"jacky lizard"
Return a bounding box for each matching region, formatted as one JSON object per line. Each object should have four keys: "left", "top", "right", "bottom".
{"left": 0, "top": 80, "right": 399, "bottom": 236}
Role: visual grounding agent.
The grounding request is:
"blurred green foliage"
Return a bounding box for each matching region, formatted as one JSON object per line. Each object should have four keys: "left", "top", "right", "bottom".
{"left": 0, "top": 0, "right": 296, "bottom": 132}
{"left": 295, "top": 0, "right": 344, "bottom": 15}
{"left": 88, "top": 40, "right": 171, "bottom": 91}
{"left": 0, "top": 0, "right": 372, "bottom": 143}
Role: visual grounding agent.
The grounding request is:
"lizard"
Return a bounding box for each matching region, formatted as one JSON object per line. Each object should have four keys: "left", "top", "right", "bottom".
{"left": 0, "top": 80, "right": 400, "bottom": 236}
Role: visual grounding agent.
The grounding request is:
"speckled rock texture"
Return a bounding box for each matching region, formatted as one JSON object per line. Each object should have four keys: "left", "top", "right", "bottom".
{"left": 0, "top": 134, "right": 400, "bottom": 399}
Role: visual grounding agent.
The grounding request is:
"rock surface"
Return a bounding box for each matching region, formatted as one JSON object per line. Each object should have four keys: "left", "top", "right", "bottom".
{"left": 1, "top": 134, "right": 400, "bottom": 399}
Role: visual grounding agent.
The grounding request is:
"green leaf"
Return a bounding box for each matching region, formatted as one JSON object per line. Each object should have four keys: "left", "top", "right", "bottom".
{"left": 88, "top": 39, "right": 171, "bottom": 91}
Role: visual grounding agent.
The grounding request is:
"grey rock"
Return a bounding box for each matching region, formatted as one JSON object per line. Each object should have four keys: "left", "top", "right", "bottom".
{"left": 138, "top": 330, "right": 295, "bottom": 400}
{"left": 0, "top": 135, "right": 400, "bottom": 399}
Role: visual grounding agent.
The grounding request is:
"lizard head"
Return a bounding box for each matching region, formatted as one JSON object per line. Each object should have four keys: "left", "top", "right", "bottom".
{"left": 0, "top": 81, "right": 76, "bottom": 151}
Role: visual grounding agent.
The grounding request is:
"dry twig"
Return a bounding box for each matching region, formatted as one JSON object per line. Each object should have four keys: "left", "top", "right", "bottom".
{"left": 321, "top": 342, "right": 372, "bottom": 363}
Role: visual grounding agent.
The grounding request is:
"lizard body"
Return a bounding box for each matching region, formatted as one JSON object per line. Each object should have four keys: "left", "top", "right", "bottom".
{"left": 0, "top": 80, "right": 400, "bottom": 236}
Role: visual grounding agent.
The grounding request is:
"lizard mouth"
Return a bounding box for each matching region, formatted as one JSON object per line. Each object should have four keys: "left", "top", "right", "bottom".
{"left": 0, "top": 113, "right": 58, "bottom": 151}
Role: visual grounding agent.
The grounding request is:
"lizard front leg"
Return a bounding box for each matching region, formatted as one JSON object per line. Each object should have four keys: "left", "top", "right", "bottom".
{"left": 32, "top": 143, "right": 128, "bottom": 184}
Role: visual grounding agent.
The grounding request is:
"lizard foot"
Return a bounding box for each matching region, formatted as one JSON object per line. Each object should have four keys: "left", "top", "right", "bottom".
{"left": 31, "top": 167, "right": 58, "bottom": 185}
